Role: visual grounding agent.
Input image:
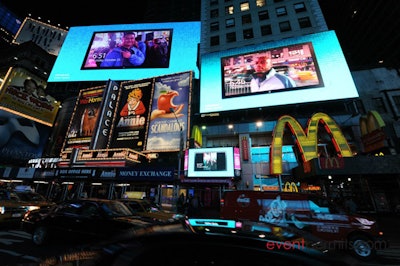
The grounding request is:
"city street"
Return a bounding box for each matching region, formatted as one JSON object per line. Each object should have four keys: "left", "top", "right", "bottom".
{"left": 1, "top": 215, "right": 400, "bottom": 266}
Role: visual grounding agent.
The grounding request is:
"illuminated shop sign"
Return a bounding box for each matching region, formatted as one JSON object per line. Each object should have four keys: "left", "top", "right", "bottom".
{"left": 270, "top": 112, "right": 353, "bottom": 175}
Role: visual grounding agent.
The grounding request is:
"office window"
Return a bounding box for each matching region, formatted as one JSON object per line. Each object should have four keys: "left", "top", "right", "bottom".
{"left": 276, "top": 6, "right": 287, "bottom": 17}
{"left": 226, "top": 18, "right": 235, "bottom": 28}
{"left": 226, "top": 32, "right": 236, "bottom": 43}
{"left": 210, "top": 36, "right": 220, "bottom": 46}
{"left": 210, "top": 22, "right": 219, "bottom": 31}
{"left": 298, "top": 17, "right": 312, "bottom": 28}
{"left": 294, "top": 2, "right": 306, "bottom": 13}
{"left": 373, "top": 97, "right": 387, "bottom": 113}
{"left": 256, "top": 0, "right": 266, "bottom": 7}
{"left": 240, "top": 2, "right": 250, "bottom": 11}
{"left": 210, "top": 0, "right": 218, "bottom": 5}
{"left": 258, "top": 10, "right": 269, "bottom": 20}
{"left": 243, "top": 28, "right": 254, "bottom": 39}
{"left": 279, "top": 21, "right": 291, "bottom": 32}
{"left": 242, "top": 14, "right": 252, "bottom": 24}
{"left": 355, "top": 99, "right": 366, "bottom": 115}
{"left": 261, "top": 24, "right": 272, "bottom": 36}
{"left": 210, "top": 9, "right": 219, "bottom": 18}
{"left": 225, "top": 5, "right": 234, "bottom": 14}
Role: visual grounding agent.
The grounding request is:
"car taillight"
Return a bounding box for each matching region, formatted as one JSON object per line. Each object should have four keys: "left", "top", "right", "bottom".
{"left": 220, "top": 199, "right": 225, "bottom": 207}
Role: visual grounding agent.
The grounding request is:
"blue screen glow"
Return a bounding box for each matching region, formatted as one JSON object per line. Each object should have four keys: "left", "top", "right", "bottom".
{"left": 48, "top": 21, "right": 200, "bottom": 82}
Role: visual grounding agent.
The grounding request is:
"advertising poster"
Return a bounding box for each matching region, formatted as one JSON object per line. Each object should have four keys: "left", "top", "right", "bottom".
{"left": 0, "top": 67, "right": 60, "bottom": 126}
{"left": 109, "top": 79, "right": 153, "bottom": 150}
{"left": 145, "top": 71, "right": 192, "bottom": 152}
{"left": 0, "top": 110, "right": 50, "bottom": 166}
{"left": 62, "top": 86, "right": 104, "bottom": 152}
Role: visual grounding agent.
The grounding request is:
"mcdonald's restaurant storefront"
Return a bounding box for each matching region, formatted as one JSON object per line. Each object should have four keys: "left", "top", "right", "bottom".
{"left": 293, "top": 155, "right": 400, "bottom": 214}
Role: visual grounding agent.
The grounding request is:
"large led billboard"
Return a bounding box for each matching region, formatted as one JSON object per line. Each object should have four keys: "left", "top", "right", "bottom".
{"left": 187, "top": 147, "right": 235, "bottom": 178}
{"left": 200, "top": 30, "right": 358, "bottom": 113}
{"left": 48, "top": 22, "right": 200, "bottom": 82}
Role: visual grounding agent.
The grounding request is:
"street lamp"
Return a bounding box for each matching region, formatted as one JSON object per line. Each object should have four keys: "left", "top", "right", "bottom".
{"left": 170, "top": 108, "right": 184, "bottom": 202}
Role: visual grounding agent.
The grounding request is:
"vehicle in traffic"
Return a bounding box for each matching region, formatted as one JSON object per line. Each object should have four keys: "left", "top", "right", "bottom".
{"left": 119, "top": 198, "right": 184, "bottom": 224}
{"left": 0, "top": 187, "right": 55, "bottom": 226}
{"left": 21, "top": 198, "right": 152, "bottom": 245}
{"left": 219, "top": 190, "right": 388, "bottom": 261}
{"left": 37, "top": 217, "right": 356, "bottom": 266}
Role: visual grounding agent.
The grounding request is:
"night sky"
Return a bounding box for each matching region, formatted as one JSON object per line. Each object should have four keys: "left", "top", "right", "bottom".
{"left": 1, "top": 1, "right": 157, "bottom": 27}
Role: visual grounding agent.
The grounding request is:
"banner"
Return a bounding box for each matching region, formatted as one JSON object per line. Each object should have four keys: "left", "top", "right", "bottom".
{"left": 90, "top": 80, "right": 120, "bottom": 149}
{"left": 109, "top": 79, "right": 153, "bottom": 150}
{"left": 0, "top": 67, "right": 60, "bottom": 126}
{"left": 145, "top": 71, "right": 192, "bottom": 151}
{"left": 61, "top": 86, "right": 104, "bottom": 152}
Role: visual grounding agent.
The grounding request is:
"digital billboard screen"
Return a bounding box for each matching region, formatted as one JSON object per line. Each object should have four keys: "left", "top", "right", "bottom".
{"left": 194, "top": 152, "right": 226, "bottom": 171}
{"left": 222, "top": 42, "right": 323, "bottom": 98}
{"left": 48, "top": 21, "right": 200, "bottom": 82}
{"left": 187, "top": 147, "right": 234, "bottom": 178}
{"left": 200, "top": 30, "right": 358, "bottom": 113}
{"left": 82, "top": 29, "right": 172, "bottom": 69}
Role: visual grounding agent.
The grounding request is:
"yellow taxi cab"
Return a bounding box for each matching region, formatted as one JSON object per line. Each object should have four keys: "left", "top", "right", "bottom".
{"left": 0, "top": 186, "right": 55, "bottom": 226}
{"left": 119, "top": 191, "right": 184, "bottom": 224}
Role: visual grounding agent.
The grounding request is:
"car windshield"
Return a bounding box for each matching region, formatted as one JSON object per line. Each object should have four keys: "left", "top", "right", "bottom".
{"left": 141, "top": 200, "right": 160, "bottom": 212}
{"left": 101, "top": 201, "right": 134, "bottom": 217}
{"left": 15, "top": 191, "right": 47, "bottom": 202}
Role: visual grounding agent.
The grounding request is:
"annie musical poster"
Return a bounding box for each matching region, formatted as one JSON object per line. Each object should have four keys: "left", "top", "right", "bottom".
{"left": 108, "top": 79, "right": 153, "bottom": 150}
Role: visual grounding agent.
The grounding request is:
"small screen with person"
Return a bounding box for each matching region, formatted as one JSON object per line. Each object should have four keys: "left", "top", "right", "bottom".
{"left": 82, "top": 29, "right": 172, "bottom": 69}
{"left": 221, "top": 42, "right": 324, "bottom": 98}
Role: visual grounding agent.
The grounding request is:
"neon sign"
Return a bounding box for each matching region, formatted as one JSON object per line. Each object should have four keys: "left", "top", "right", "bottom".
{"left": 270, "top": 112, "right": 353, "bottom": 174}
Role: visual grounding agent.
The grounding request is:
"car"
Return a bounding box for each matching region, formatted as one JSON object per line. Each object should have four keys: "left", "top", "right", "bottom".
{"left": 0, "top": 188, "right": 55, "bottom": 226}
{"left": 37, "top": 217, "right": 357, "bottom": 266}
{"left": 13, "top": 187, "right": 56, "bottom": 211}
{"left": 119, "top": 198, "right": 184, "bottom": 224}
{"left": 0, "top": 189, "right": 28, "bottom": 226}
{"left": 220, "top": 190, "right": 388, "bottom": 261}
{"left": 21, "top": 198, "right": 153, "bottom": 245}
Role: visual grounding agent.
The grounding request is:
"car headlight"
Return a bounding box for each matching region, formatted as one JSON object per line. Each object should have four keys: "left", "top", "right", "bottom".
{"left": 1, "top": 206, "right": 4, "bottom": 215}
{"left": 23, "top": 206, "right": 40, "bottom": 212}
{"left": 355, "top": 217, "right": 375, "bottom": 226}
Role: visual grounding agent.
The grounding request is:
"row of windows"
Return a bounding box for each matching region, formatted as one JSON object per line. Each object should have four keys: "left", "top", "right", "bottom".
{"left": 210, "top": 2, "right": 306, "bottom": 19}
{"left": 211, "top": 14, "right": 311, "bottom": 31}
{"left": 349, "top": 97, "right": 393, "bottom": 115}
{"left": 211, "top": 0, "right": 289, "bottom": 7}
{"left": 210, "top": 17, "right": 311, "bottom": 46}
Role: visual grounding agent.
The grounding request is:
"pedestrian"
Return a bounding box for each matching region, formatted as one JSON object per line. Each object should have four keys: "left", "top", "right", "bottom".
{"left": 176, "top": 193, "right": 185, "bottom": 214}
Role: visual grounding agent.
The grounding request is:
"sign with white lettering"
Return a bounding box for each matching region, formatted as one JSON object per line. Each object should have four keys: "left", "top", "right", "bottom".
{"left": 117, "top": 167, "right": 174, "bottom": 181}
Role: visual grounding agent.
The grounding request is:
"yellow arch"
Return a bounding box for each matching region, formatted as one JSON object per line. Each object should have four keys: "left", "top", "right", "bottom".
{"left": 359, "top": 110, "right": 385, "bottom": 136}
{"left": 191, "top": 125, "right": 203, "bottom": 147}
{"left": 270, "top": 112, "right": 353, "bottom": 175}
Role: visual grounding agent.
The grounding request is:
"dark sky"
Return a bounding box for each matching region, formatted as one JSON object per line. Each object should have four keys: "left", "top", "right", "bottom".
{"left": 2, "top": 0, "right": 398, "bottom": 69}
{"left": 1, "top": 1, "right": 162, "bottom": 27}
